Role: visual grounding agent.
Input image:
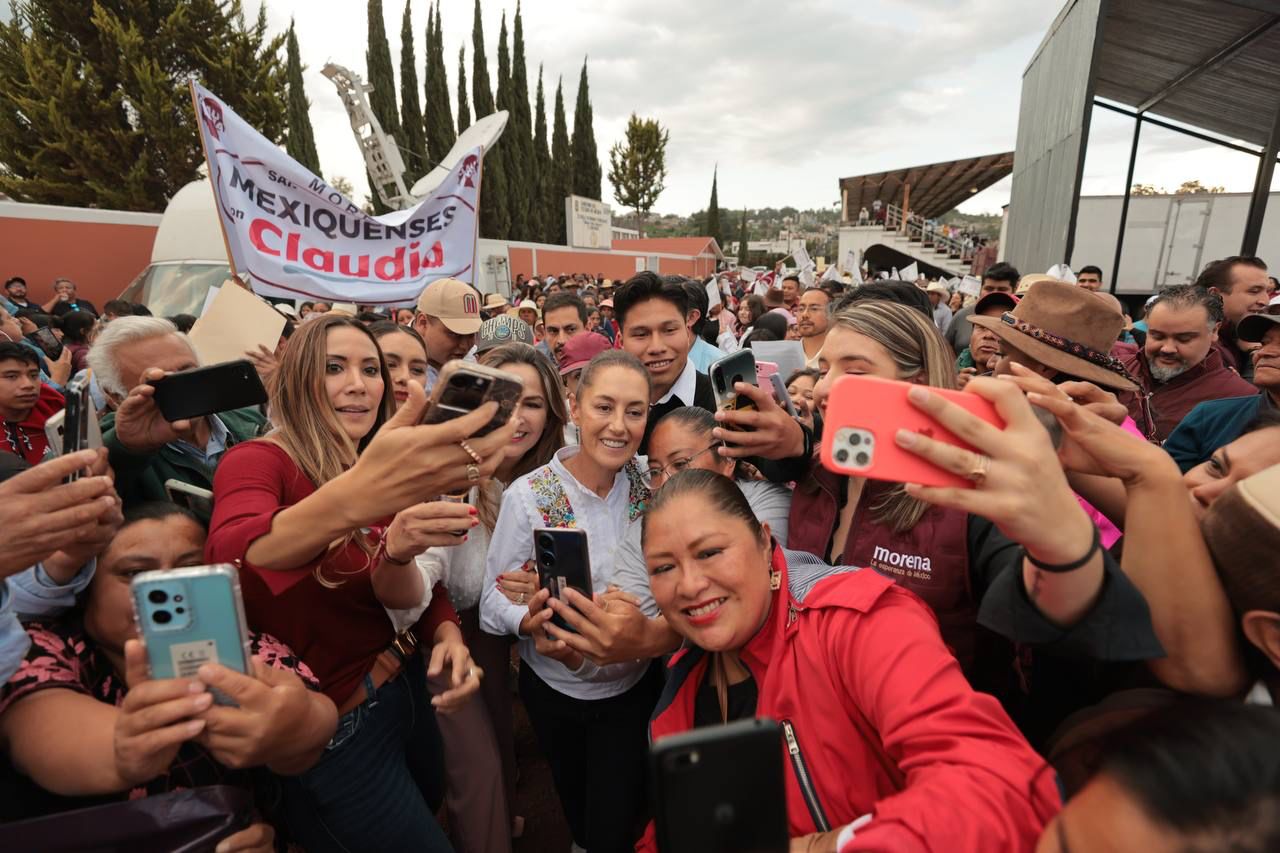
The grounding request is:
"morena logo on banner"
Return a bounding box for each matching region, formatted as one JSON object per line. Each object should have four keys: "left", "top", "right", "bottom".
{"left": 199, "top": 97, "right": 225, "bottom": 141}
{"left": 459, "top": 155, "right": 480, "bottom": 189}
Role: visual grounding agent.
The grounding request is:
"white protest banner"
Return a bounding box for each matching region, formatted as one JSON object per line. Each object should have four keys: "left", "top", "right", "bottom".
{"left": 191, "top": 81, "right": 479, "bottom": 305}
{"left": 958, "top": 275, "right": 982, "bottom": 297}
{"left": 740, "top": 268, "right": 758, "bottom": 283}
{"left": 705, "top": 278, "right": 722, "bottom": 307}
{"left": 799, "top": 267, "right": 816, "bottom": 289}
{"left": 840, "top": 249, "right": 857, "bottom": 274}
{"left": 820, "top": 264, "right": 843, "bottom": 284}
{"left": 900, "top": 262, "right": 919, "bottom": 282}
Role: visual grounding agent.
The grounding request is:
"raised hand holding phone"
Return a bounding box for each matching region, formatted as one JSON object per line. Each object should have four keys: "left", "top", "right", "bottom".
{"left": 820, "top": 374, "right": 1003, "bottom": 489}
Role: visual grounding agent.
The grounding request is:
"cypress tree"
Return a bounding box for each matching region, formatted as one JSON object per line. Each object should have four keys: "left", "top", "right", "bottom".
{"left": 496, "top": 14, "right": 527, "bottom": 240}
{"left": 398, "top": 0, "right": 428, "bottom": 183}
{"left": 570, "top": 58, "right": 602, "bottom": 201}
{"left": 0, "top": 0, "right": 287, "bottom": 210}
{"left": 366, "top": 0, "right": 404, "bottom": 213}
{"left": 533, "top": 66, "right": 553, "bottom": 244}
{"left": 456, "top": 45, "right": 471, "bottom": 134}
{"left": 423, "top": 2, "right": 455, "bottom": 164}
{"left": 512, "top": 3, "right": 537, "bottom": 241}
{"left": 706, "top": 167, "right": 724, "bottom": 249}
{"left": 737, "top": 208, "right": 749, "bottom": 266}
{"left": 550, "top": 77, "right": 572, "bottom": 244}
{"left": 471, "top": 0, "right": 508, "bottom": 238}
{"left": 285, "top": 22, "right": 321, "bottom": 175}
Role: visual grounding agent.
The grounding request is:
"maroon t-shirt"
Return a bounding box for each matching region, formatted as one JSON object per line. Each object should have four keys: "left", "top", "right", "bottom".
{"left": 206, "top": 440, "right": 457, "bottom": 706}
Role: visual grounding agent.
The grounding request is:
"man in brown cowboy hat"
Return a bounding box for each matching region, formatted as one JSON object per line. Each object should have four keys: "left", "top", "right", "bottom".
{"left": 971, "top": 279, "right": 1155, "bottom": 435}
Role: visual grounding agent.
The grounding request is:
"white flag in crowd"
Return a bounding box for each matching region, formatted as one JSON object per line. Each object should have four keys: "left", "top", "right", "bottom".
{"left": 900, "top": 261, "right": 919, "bottom": 282}
{"left": 958, "top": 275, "right": 982, "bottom": 296}
{"left": 191, "top": 81, "right": 480, "bottom": 304}
{"left": 792, "top": 243, "right": 814, "bottom": 272}
{"left": 840, "top": 249, "right": 857, "bottom": 273}
{"left": 800, "top": 267, "right": 816, "bottom": 289}
{"left": 820, "top": 264, "right": 843, "bottom": 284}
{"left": 1046, "top": 263, "right": 1077, "bottom": 285}
{"left": 740, "top": 268, "right": 758, "bottom": 283}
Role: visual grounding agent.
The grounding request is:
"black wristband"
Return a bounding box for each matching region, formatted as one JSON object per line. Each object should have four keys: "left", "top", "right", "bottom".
{"left": 1022, "top": 525, "right": 1101, "bottom": 574}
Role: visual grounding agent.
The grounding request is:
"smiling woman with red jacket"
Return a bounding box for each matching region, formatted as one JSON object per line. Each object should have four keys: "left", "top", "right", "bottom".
{"left": 637, "top": 470, "right": 1059, "bottom": 853}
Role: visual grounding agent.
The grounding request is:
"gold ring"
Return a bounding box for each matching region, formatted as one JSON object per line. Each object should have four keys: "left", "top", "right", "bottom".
{"left": 966, "top": 453, "right": 992, "bottom": 487}
{"left": 458, "top": 440, "right": 483, "bottom": 464}
{"left": 466, "top": 463, "right": 481, "bottom": 482}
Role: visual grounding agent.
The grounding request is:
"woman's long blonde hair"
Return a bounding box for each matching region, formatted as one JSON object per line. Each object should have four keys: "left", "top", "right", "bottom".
{"left": 823, "top": 299, "right": 957, "bottom": 533}
{"left": 264, "top": 315, "right": 395, "bottom": 583}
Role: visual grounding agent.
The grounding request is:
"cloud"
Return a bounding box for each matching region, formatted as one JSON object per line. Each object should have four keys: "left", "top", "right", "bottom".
{"left": 227, "top": 1, "right": 1272, "bottom": 219}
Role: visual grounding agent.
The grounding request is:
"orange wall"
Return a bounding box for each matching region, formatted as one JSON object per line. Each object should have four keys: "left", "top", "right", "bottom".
{"left": 2, "top": 218, "right": 158, "bottom": 307}
{"left": 507, "top": 245, "right": 715, "bottom": 282}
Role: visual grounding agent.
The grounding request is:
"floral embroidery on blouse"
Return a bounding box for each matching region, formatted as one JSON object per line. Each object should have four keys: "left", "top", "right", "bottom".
{"left": 623, "top": 460, "right": 649, "bottom": 521}
{"left": 530, "top": 467, "right": 577, "bottom": 528}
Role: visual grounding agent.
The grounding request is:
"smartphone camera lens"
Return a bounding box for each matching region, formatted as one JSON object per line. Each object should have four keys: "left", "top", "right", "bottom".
{"left": 147, "top": 589, "right": 168, "bottom": 604}
{"left": 855, "top": 451, "right": 870, "bottom": 467}
{"left": 152, "top": 610, "right": 172, "bottom": 624}
{"left": 848, "top": 433, "right": 862, "bottom": 446}
{"left": 835, "top": 448, "right": 849, "bottom": 463}
{"left": 537, "top": 533, "right": 555, "bottom": 550}
{"left": 538, "top": 550, "right": 555, "bottom": 568}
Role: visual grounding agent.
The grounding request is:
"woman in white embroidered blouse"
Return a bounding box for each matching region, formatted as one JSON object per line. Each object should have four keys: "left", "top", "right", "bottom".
{"left": 480, "top": 349, "right": 661, "bottom": 853}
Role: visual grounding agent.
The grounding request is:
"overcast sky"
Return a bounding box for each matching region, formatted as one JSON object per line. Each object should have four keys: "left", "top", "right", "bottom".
{"left": 7, "top": 1, "right": 1272, "bottom": 215}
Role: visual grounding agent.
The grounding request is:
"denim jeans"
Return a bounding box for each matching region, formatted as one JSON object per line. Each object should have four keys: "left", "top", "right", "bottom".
{"left": 281, "top": 658, "right": 453, "bottom": 853}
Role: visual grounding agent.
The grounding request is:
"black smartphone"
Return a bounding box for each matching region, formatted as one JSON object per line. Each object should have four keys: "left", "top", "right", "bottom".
{"left": 709, "top": 350, "right": 758, "bottom": 428}
{"left": 533, "top": 528, "right": 592, "bottom": 632}
{"left": 149, "top": 360, "right": 268, "bottom": 422}
{"left": 422, "top": 361, "right": 524, "bottom": 437}
{"left": 61, "top": 375, "right": 92, "bottom": 480}
{"left": 651, "top": 718, "right": 789, "bottom": 853}
{"left": 28, "top": 327, "right": 63, "bottom": 361}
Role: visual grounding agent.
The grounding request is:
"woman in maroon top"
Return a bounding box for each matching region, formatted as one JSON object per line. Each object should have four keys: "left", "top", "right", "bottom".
{"left": 206, "top": 315, "right": 517, "bottom": 853}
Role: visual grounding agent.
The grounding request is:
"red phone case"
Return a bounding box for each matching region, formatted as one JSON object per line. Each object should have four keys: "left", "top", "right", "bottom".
{"left": 819, "top": 374, "right": 1004, "bottom": 489}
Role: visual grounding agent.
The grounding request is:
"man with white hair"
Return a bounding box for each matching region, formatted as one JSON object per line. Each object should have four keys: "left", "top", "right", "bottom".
{"left": 87, "top": 317, "right": 265, "bottom": 520}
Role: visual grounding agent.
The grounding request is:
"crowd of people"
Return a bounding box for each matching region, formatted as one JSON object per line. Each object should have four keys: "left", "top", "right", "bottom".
{"left": 2, "top": 253, "right": 1280, "bottom": 853}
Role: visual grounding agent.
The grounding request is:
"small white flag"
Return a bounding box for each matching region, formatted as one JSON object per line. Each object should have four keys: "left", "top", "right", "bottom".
{"left": 792, "top": 243, "right": 814, "bottom": 272}
{"left": 1047, "top": 263, "right": 1077, "bottom": 285}
{"left": 900, "top": 262, "right": 919, "bottom": 282}
{"left": 841, "top": 249, "right": 857, "bottom": 273}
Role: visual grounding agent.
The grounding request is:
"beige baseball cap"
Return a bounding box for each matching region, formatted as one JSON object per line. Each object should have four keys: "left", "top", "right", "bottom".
{"left": 417, "top": 278, "right": 482, "bottom": 334}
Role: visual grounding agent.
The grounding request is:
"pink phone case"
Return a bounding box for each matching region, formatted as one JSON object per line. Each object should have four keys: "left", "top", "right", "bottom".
{"left": 819, "top": 374, "right": 1004, "bottom": 489}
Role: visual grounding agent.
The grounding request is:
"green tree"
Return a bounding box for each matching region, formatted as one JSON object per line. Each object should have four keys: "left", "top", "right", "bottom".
{"left": 607, "top": 114, "right": 669, "bottom": 237}
{"left": 423, "top": 2, "right": 454, "bottom": 165}
{"left": 456, "top": 44, "right": 471, "bottom": 134}
{"left": 495, "top": 14, "right": 526, "bottom": 239}
{"left": 366, "top": 0, "right": 403, "bottom": 213}
{"left": 1176, "top": 179, "right": 1225, "bottom": 194}
{"left": 0, "top": 0, "right": 286, "bottom": 211}
{"left": 737, "top": 208, "right": 749, "bottom": 266}
{"left": 550, "top": 77, "right": 572, "bottom": 244}
{"left": 471, "top": 0, "right": 508, "bottom": 238}
{"left": 706, "top": 167, "right": 723, "bottom": 248}
{"left": 511, "top": 3, "right": 538, "bottom": 241}
{"left": 284, "top": 21, "right": 320, "bottom": 175}
{"left": 533, "top": 66, "right": 554, "bottom": 243}
{"left": 570, "top": 59, "right": 601, "bottom": 200}
{"left": 398, "top": 0, "right": 428, "bottom": 183}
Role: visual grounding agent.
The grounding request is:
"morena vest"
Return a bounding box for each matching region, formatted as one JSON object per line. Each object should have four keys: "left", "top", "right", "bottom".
{"left": 788, "top": 462, "right": 978, "bottom": 672}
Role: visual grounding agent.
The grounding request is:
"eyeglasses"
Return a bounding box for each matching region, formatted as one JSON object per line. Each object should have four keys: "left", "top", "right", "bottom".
{"left": 645, "top": 444, "right": 719, "bottom": 484}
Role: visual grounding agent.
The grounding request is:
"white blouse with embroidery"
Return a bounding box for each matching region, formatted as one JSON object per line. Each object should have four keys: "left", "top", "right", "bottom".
{"left": 480, "top": 446, "right": 652, "bottom": 700}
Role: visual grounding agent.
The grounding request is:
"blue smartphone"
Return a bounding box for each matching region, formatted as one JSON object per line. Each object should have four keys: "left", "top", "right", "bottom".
{"left": 131, "top": 565, "right": 252, "bottom": 705}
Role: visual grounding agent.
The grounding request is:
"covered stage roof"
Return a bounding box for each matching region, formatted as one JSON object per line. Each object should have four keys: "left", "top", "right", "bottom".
{"left": 1086, "top": 0, "right": 1280, "bottom": 148}
{"left": 839, "top": 152, "right": 1014, "bottom": 222}
{"left": 1006, "top": 0, "right": 1280, "bottom": 279}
